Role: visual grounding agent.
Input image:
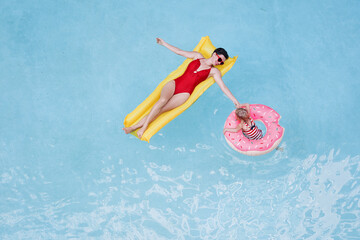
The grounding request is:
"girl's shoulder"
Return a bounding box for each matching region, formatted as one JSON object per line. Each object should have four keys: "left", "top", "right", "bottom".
{"left": 237, "top": 120, "right": 245, "bottom": 129}
{"left": 241, "top": 119, "right": 252, "bottom": 131}
{"left": 249, "top": 117, "right": 255, "bottom": 124}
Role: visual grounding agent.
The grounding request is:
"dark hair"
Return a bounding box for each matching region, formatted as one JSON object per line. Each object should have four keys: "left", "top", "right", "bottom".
{"left": 213, "top": 48, "right": 229, "bottom": 59}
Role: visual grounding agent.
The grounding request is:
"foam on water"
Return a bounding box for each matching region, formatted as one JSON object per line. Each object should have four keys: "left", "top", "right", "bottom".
{"left": 1, "top": 149, "right": 359, "bottom": 239}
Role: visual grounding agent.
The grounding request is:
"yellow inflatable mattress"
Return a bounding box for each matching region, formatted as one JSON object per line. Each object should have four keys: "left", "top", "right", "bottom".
{"left": 124, "top": 36, "right": 238, "bottom": 142}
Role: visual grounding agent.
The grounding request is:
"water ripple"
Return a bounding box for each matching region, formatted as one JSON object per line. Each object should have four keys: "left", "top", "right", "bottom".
{"left": 1, "top": 149, "right": 359, "bottom": 239}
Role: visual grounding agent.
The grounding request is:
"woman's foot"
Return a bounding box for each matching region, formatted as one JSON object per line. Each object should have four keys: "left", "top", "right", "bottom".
{"left": 123, "top": 126, "right": 135, "bottom": 134}
{"left": 137, "top": 126, "right": 147, "bottom": 139}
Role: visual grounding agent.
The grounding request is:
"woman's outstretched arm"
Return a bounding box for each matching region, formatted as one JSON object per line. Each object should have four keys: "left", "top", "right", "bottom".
{"left": 212, "top": 68, "right": 241, "bottom": 108}
{"left": 156, "top": 38, "right": 202, "bottom": 59}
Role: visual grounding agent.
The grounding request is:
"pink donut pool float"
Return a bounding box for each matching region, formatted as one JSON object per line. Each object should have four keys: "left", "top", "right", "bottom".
{"left": 223, "top": 104, "right": 285, "bottom": 156}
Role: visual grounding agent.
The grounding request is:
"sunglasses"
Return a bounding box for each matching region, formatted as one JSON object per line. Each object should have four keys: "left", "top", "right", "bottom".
{"left": 215, "top": 53, "right": 224, "bottom": 65}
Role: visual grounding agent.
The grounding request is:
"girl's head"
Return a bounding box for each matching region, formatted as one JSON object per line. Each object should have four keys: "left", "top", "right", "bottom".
{"left": 235, "top": 108, "right": 249, "bottom": 122}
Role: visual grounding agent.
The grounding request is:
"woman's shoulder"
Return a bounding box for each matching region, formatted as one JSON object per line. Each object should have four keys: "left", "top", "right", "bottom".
{"left": 210, "top": 67, "right": 220, "bottom": 74}
{"left": 192, "top": 52, "right": 205, "bottom": 60}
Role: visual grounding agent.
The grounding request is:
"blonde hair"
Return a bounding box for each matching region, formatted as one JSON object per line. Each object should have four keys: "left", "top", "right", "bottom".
{"left": 235, "top": 108, "right": 249, "bottom": 122}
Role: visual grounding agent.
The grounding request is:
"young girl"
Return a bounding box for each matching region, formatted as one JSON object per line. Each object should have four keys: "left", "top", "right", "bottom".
{"left": 223, "top": 103, "right": 263, "bottom": 140}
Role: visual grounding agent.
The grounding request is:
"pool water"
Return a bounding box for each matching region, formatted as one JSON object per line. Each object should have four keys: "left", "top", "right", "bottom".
{"left": 254, "top": 120, "right": 267, "bottom": 137}
{"left": 1, "top": 0, "right": 359, "bottom": 239}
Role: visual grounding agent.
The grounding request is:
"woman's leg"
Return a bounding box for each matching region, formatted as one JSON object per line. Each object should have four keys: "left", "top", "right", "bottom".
{"left": 123, "top": 81, "right": 175, "bottom": 134}
{"left": 136, "top": 92, "right": 190, "bottom": 138}
{"left": 123, "top": 91, "right": 190, "bottom": 134}
{"left": 123, "top": 116, "right": 147, "bottom": 134}
{"left": 159, "top": 93, "right": 190, "bottom": 112}
{"left": 134, "top": 81, "right": 175, "bottom": 138}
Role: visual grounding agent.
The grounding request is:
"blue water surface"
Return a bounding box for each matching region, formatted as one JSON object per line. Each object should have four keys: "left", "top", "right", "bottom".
{"left": 1, "top": 0, "right": 359, "bottom": 239}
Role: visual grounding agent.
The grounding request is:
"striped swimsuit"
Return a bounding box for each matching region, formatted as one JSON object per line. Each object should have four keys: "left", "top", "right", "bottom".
{"left": 243, "top": 118, "right": 263, "bottom": 140}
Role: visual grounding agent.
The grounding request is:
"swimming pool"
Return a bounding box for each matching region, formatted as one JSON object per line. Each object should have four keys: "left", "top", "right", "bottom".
{"left": 1, "top": 0, "right": 359, "bottom": 239}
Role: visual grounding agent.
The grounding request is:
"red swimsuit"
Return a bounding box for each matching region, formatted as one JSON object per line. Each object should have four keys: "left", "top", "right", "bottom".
{"left": 174, "top": 59, "right": 211, "bottom": 95}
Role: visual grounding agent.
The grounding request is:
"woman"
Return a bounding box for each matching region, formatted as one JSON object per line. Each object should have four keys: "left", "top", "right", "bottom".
{"left": 123, "top": 38, "right": 242, "bottom": 138}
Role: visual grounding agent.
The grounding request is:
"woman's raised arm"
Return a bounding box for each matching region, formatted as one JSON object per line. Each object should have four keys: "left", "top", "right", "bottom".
{"left": 157, "top": 38, "right": 203, "bottom": 59}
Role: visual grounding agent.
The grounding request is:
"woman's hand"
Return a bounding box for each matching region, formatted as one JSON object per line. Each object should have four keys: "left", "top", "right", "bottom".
{"left": 238, "top": 103, "right": 250, "bottom": 113}
{"left": 155, "top": 38, "right": 202, "bottom": 59}
{"left": 238, "top": 103, "right": 249, "bottom": 109}
{"left": 234, "top": 100, "right": 241, "bottom": 108}
{"left": 156, "top": 38, "right": 165, "bottom": 46}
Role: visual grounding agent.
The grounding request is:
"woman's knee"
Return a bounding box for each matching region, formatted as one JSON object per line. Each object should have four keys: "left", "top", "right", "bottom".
{"left": 157, "top": 97, "right": 169, "bottom": 106}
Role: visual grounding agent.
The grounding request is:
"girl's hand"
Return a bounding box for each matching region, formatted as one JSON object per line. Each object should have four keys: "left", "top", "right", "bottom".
{"left": 156, "top": 38, "right": 165, "bottom": 46}
{"left": 238, "top": 103, "right": 250, "bottom": 114}
{"left": 237, "top": 103, "right": 249, "bottom": 109}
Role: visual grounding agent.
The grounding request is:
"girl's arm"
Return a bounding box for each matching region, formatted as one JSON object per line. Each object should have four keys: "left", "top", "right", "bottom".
{"left": 238, "top": 103, "right": 250, "bottom": 113}
{"left": 156, "top": 38, "right": 202, "bottom": 59}
{"left": 212, "top": 68, "right": 241, "bottom": 108}
{"left": 223, "top": 123, "right": 242, "bottom": 134}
